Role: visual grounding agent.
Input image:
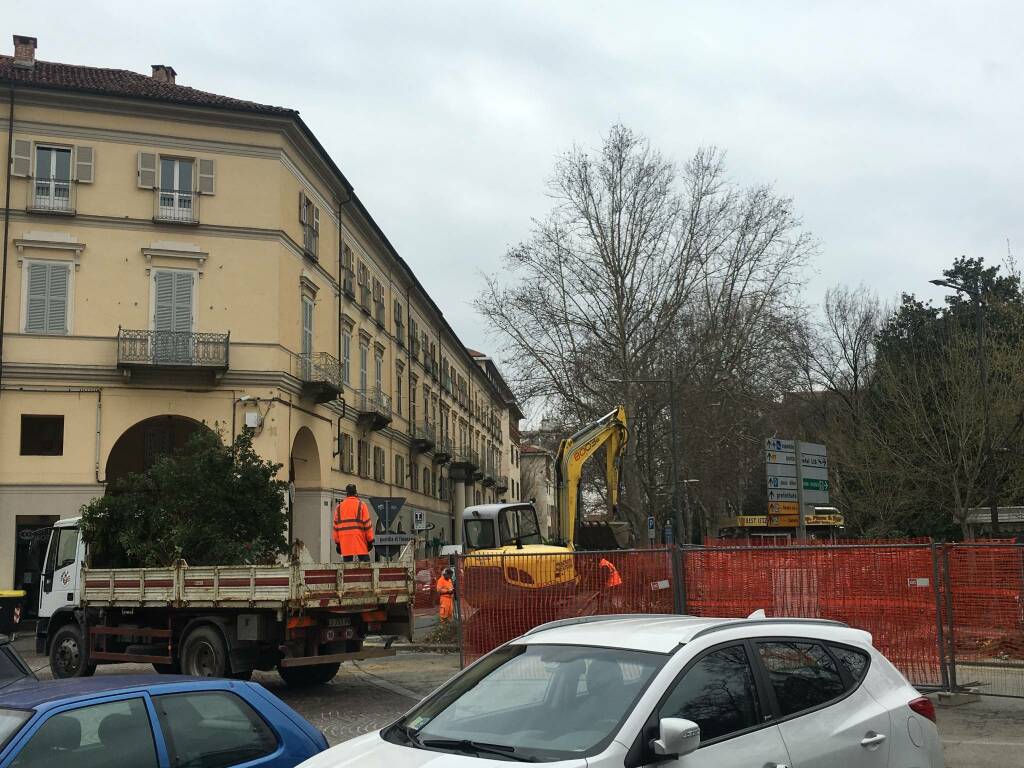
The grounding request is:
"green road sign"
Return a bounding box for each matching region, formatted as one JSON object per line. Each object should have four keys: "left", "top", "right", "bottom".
{"left": 803, "top": 478, "right": 829, "bottom": 491}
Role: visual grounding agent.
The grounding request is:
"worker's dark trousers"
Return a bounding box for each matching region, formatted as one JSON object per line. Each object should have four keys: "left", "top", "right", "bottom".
{"left": 342, "top": 554, "right": 370, "bottom": 562}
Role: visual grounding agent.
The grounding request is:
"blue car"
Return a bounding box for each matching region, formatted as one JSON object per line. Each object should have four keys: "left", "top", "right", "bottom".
{"left": 0, "top": 675, "right": 328, "bottom": 768}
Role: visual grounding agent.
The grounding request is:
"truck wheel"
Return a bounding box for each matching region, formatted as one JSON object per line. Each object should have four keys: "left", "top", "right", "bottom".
{"left": 50, "top": 624, "right": 96, "bottom": 679}
{"left": 180, "top": 626, "right": 228, "bottom": 678}
{"left": 277, "top": 662, "right": 340, "bottom": 686}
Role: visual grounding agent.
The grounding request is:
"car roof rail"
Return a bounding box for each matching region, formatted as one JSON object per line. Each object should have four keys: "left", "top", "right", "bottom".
{"left": 523, "top": 614, "right": 675, "bottom": 636}
{"left": 688, "top": 617, "right": 849, "bottom": 642}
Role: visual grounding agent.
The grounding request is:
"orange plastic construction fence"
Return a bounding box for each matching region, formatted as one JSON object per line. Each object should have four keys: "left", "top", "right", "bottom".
{"left": 683, "top": 545, "right": 943, "bottom": 688}
{"left": 457, "top": 550, "right": 676, "bottom": 663}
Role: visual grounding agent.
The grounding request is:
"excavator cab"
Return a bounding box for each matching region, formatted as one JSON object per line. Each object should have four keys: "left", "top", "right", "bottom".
{"left": 463, "top": 503, "right": 545, "bottom": 551}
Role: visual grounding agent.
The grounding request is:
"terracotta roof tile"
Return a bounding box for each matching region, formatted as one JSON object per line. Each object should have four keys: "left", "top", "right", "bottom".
{"left": 0, "top": 55, "right": 294, "bottom": 115}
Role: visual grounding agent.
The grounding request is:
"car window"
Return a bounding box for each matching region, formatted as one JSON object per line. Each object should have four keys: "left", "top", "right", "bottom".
{"left": 0, "top": 709, "right": 31, "bottom": 752}
{"left": 154, "top": 690, "right": 277, "bottom": 768}
{"left": 464, "top": 520, "right": 495, "bottom": 549}
{"left": 757, "top": 641, "right": 848, "bottom": 717}
{"left": 829, "top": 645, "right": 870, "bottom": 682}
{"left": 11, "top": 697, "right": 157, "bottom": 768}
{"left": 658, "top": 644, "right": 761, "bottom": 743}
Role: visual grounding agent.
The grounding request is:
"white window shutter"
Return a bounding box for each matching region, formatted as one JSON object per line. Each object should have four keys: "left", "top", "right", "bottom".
{"left": 75, "top": 146, "right": 95, "bottom": 183}
{"left": 25, "top": 264, "right": 48, "bottom": 332}
{"left": 12, "top": 139, "right": 31, "bottom": 177}
{"left": 138, "top": 152, "right": 157, "bottom": 189}
{"left": 197, "top": 158, "right": 215, "bottom": 195}
{"left": 153, "top": 272, "right": 174, "bottom": 330}
{"left": 173, "top": 272, "right": 194, "bottom": 332}
{"left": 46, "top": 264, "right": 69, "bottom": 333}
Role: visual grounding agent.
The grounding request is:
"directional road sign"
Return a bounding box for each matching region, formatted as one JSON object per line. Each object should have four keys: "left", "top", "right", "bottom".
{"left": 765, "top": 438, "right": 796, "bottom": 452}
{"left": 768, "top": 501, "right": 799, "bottom": 515}
{"left": 767, "top": 489, "right": 798, "bottom": 502}
{"left": 765, "top": 439, "right": 831, "bottom": 528}
{"left": 765, "top": 450, "right": 796, "bottom": 465}
{"left": 767, "top": 475, "right": 798, "bottom": 489}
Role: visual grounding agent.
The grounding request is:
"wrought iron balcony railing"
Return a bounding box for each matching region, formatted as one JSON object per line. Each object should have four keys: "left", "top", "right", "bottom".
{"left": 154, "top": 187, "right": 199, "bottom": 224}
{"left": 29, "top": 176, "right": 75, "bottom": 214}
{"left": 433, "top": 435, "right": 454, "bottom": 464}
{"left": 356, "top": 387, "right": 393, "bottom": 430}
{"left": 117, "top": 328, "right": 229, "bottom": 371}
{"left": 412, "top": 422, "right": 436, "bottom": 452}
{"left": 294, "top": 351, "right": 342, "bottom": 403}
{"left": 496, "top": 475, "right": 509, "bottom": 494}
{"left": 451, "top": 446, "right": 479, "bottom": 470}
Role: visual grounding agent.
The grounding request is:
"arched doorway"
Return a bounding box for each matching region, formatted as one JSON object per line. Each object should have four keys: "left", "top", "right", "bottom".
{"left": 290, "top": 427, "right": 323, "bottom": 558}
{"left": 105, "top": 415, "right": 211, "bottom": 487}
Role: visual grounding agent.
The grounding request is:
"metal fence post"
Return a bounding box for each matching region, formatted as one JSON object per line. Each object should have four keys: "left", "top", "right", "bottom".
{"left": 672, "top": 546, "right": 686, "bottom": 615}
{"left": 941, "top": 545, "right": 958, "bottom": 690}
{"left": 930, "top": 542, "right": 950, "bottom": 690}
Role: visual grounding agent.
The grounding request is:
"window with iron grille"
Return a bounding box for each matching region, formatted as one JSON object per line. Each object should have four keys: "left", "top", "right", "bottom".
{"left": 357, "top": 439, "right": 370, "bottom": 478}
{"left": 340, "top": 432, "right": 354, "bottom": 473}
{"left": 373, "top": 446, "right": 386, "bottom": 481}
{"left": 394, "top": 454, "right": 405, "bottom": 488}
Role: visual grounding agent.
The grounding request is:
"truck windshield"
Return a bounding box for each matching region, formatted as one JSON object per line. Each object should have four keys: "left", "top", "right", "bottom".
{"left": 388, "top": 644, "right": 665, "bottom": 762}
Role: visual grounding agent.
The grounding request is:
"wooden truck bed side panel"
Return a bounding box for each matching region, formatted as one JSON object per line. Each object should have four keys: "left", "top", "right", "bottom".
{"left": 82, "top": 560, "right": 414, "bottom": 610}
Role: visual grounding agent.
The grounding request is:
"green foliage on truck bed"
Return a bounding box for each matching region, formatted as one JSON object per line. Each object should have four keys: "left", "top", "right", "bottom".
{"left": 81, "top": 429, "right": 289, "bottom": 567}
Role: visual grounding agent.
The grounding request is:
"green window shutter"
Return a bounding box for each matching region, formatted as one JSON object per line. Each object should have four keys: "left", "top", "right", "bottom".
{"left": 46, "top": 264, "right": 69, "bottom": 333}
{"left": 12, "top": 139, "right": 31, "bottom": 177}
{"left": 75, "top": 146, "right": 95, "bottom": 183}
{"left": 197, "top": 158, "right": 215, "bottom": 195}
{"left": 25, "top": 263, "right": 48, "bottom": 332}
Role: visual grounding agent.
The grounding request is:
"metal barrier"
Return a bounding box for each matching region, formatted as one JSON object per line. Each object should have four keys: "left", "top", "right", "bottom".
{"left": 944, "top": 543, "right": 1024, "bottom": 697}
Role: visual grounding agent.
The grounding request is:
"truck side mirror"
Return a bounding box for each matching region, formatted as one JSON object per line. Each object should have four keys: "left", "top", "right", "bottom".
{"left": 651, "top": 718, "right": 700, "bottom": 759}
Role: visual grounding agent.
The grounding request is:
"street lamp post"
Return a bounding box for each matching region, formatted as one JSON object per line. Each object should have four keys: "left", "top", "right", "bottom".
{"left": 930, "top": 277, "right": 998, "bottom": 535}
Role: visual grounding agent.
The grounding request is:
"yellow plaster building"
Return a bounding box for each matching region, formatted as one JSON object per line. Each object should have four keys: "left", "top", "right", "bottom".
{"left": 0, "top": 36, "right": 521, "bottom": 595}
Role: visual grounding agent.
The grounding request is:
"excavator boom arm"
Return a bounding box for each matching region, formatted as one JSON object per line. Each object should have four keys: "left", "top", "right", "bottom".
{"left": 553, "top": 406, "right": 629, "bottom": 547}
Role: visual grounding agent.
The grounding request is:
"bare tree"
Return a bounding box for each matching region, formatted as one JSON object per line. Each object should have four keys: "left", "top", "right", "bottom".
{"left": 478, "top": 125, "right": 814, "bottom": 538}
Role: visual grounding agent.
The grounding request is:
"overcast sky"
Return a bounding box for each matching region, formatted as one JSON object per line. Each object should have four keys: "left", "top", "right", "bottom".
{"left": 9, "top": 1, "right": 1021, "bottom": 355}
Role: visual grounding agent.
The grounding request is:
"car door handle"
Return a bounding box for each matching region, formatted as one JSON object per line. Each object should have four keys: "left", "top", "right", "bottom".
{"left": 861, "top": 732, "right": 887, "bottom": 747}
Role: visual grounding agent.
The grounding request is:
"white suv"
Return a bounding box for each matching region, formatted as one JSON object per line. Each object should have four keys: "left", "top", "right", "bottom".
{"left": 300, "top": 614, "right": 944, "bottom": 767}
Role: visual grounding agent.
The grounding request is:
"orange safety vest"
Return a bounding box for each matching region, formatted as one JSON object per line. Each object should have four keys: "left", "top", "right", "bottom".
{"left": 333, "top": 496, "right": 375, "bottom": 556}
{"left": 600, "top": 558, "right": 623, "bottom": 588}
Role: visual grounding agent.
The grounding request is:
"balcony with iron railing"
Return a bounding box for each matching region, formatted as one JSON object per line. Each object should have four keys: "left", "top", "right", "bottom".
{"left": 293, "top": 351, "right": 342, "bottom": 404}
{"left": 496, "top": 475, "right": 509, "bottom": 494}
{"left": 29, "top": 176, "right": 75, "bottom": 215}
{"left": 412, "top": 422, "right": 436, "bottom": 453}
{"left": 482, "top": 456, "right": 497, "bottom": 487}
{"left": 451, "top": 446, "right": 479, "bottom": 471}
{"left": 356, "top": 387, "right": 392, "bottom": 431}
{"left": 433, "top": 435, "right": 454, "bottom": 464}
{"left": 154, "top": 186, "right": 200, "bottom": 224}
{"left": 117, "top": 328, "right": 229, "bottom": 378}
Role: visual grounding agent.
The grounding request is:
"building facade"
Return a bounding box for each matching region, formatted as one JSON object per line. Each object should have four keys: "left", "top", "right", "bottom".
{"left": 0, "top": 36, "right": 521, "bottom": 592}
{"left": 520, "top": 444, "right": 556, "bottom": 538}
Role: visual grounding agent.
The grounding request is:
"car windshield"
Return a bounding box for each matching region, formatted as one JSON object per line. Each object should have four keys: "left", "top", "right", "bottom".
{"left": 390, "top": 643, "right": 665, "bottom": 762}
{"left": 0, "top": 708, "right": 30, "bottom": 752}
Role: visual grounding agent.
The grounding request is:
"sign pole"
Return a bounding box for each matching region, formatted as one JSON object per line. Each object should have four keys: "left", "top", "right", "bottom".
{"left": 795, "top": 440, "right": 806, "bottom": 540}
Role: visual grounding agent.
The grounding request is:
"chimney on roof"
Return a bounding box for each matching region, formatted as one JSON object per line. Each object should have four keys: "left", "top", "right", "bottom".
{"left": 12, "top": 35, "right": 37, "bottom": 69}
{"left": 151, "top": 65, "right": 177, "bottom": 85}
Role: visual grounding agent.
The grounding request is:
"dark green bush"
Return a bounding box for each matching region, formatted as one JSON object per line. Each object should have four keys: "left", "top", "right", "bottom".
{"left": 81, "top": 429, "right": 288, "bottom": 567}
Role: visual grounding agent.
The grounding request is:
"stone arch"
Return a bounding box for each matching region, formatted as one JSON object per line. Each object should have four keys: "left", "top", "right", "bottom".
{"left": 105, "top": 414, "right": 213, "bottom": 487}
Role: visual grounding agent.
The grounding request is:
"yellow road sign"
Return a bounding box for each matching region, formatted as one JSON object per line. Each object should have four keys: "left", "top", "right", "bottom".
{"left": 767, "top": 501, "right": 798, "bottom": 515}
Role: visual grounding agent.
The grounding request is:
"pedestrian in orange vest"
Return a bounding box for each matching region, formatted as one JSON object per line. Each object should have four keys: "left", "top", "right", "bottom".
{"left": 598, "top": 557, "right": 624, "bottom": 613}
{"left": 333, "top": 484, "right": 375, "bottom": 562}
{"left": 437, "top": 567, "right": 455, "bottom": 622}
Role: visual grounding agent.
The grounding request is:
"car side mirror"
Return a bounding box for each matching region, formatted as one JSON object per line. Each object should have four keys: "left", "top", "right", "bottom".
{"left": 652, "top": 718, "right": 700, "bottom": 758}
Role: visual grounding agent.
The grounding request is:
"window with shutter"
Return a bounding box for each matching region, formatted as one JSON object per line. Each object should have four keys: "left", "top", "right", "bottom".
{"left": 152, "top": 270, "right": 194, "bottom": 362}
{"left": 24, "top": 262, "right": 70, "bottom": 334}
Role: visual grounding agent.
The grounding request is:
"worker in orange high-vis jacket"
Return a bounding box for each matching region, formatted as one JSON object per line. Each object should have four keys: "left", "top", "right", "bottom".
{"left": 333, "top": 484, "right": 375, "bottom": 562}
{"left": 436, "top": 567, "right": 455, "bottom": 622}
{"left": 598, "top": 557, "right": 623, "bottom": 613}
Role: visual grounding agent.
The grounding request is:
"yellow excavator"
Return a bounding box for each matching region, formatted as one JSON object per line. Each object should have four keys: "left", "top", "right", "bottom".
{"left": 460, "top": 406, "right": 632, "bottom": 592}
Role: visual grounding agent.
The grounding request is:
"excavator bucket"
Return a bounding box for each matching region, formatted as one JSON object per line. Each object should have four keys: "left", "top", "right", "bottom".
{"left": 576, "top": 520, "right": 634, "bottom": 550}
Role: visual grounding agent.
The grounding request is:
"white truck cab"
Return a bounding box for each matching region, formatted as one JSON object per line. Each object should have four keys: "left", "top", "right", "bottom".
{"left": 36, "top": 517, "right": 84, "bottom": 645}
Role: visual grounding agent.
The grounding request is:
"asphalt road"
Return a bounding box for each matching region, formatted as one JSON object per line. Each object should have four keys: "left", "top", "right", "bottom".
{"left": 12, "top": 636, "right": 1024, "bottom": 764}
